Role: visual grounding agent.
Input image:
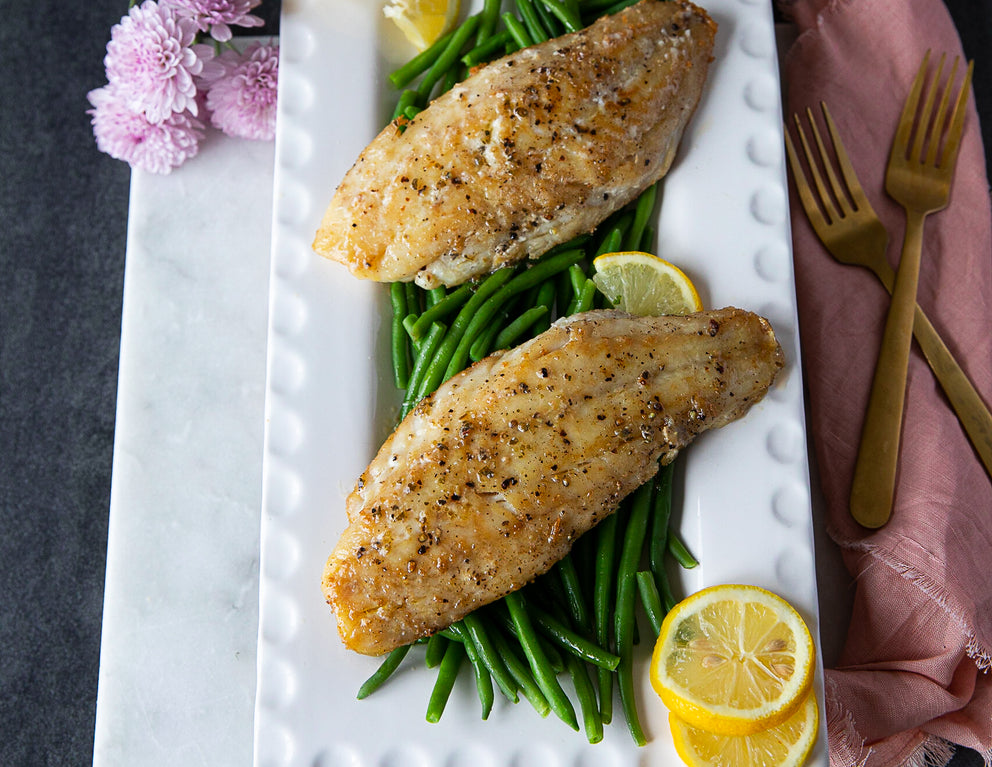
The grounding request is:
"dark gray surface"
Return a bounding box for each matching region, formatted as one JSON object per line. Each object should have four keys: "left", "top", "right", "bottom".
{"left": 0, "top": 2, "right": 987, "bottom": 765}
{"left": 1, "top": 4, "right": 129, "bottom": 766}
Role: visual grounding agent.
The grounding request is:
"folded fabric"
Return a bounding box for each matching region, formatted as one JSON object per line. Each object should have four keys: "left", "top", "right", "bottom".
{"left": 778, "top": 0, "right": 992, "bottom": 765}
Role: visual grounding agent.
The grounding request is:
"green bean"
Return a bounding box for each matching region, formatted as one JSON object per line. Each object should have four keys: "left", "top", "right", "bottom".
{"left": 572, "top": 279, "right": 597, "bottom": 314}
{"left": 440, "top": 62, "right": 465, "bottom": 96}
{"left": 565, "top": 652, "right": 604, "bottom": 744}
{"left": 445, "top": 248, "right": 585, "bottom": 378}
{"left": 389, "top": 282, "right": 408, "bottom": 322}
{"left": 404, "top": 281, "right": 424, "bottom": 316}
{"left": 636, "top": 570, "right": 665, "bottom": 637}
{"left": 426, "top": 286, "right": 446, "bottom": 306}
{"left": 529, "top": 603, "right": 619, "bottom": 670}
{"left": 389, "top": 283, "right": 411, "bottom": 390}
{"left": 357, "top": 644, "right": 411, "bottom": 699}
{"left": 548, "top": 232, "right": 593, "bottom": 254}
{"left": 555, "top": 555, "right": 591, "bottom": 633}
{"left": 530, "top": 279, "right": 558, "bottom": 336}
{"left": 462, "top": 612, "right": 520, "bottom": 703}
{"left": 414, "top": 267, "right": 515, "bottom": 401}
{"left": 462, "top": 29, "right": 514, "bottom": 67}
{"left": 638, "top": 224, "right": 655, "bottom": 254}
{"left": 502, "top": 12, "right": 535, "bottom": 48}
{"left": 476, "top": 0, "right": 503, "bottom": 43}
{"left": 408, "top": 315, "right": 427, "bottom": 355}
{"left": 649, "top": 461, "right": 679, "bottom": 611}
{"left": 556, "top": 270, "right": 575, "bottom": 317}
{"left": 520, "top": 279, "right": 543, "bottom": 311}
{"left": 391, "top": 89, "right": 420, "bottom": 121}
{"left": 538, "top": 0, "right": 582, "bottom": 31}
{"left": 592, "top": 512, "right": 618, "bottom": 723}
{"left": 456, "top": 626, "right": 495, "bottom": 719}
{"left": 593, "top": 211, "right": 633, "bottom": 258}
{"left": 469, "top": 313, "right": 505, "bottom": 361}
{"left": 568, "top": 263, "right": 586, "bottom": 297}
{"left": 577, "top": 0, "right": 619, "bottom": 12}
{"left": 401, "top": 321, "right": 446, "bottom": 415}
{"left": 406, "top": 283, "right": 473, "bottom": 341}
{"left": 490, "top": 626, "right": 551, "bottom": 717}
{"left": 492, "top": 305, "right": 549, "bottom": 351}
{"left": 425, "top": 633, "right": 448, "bottom": 668}
{"left": 389, "top": 28, "right": 457, "bottom": 89}
{"left": 595, "top": 226, "right": 623, "bottom": 257}
{"left": 403, "top": 104, "right": 423, "bottom": 121}
{"left": 668, "top": 530, "right": 699, "bottom": 569}
{"left": 505, "top": 591, "right": 578, "bottom": 730}
{"left": 649, "top": 461, "right": 675, "bottom": 577}
{"left": 417, "top": 14, "right": 482, "bottom": 101}
{"left": 624, "top": 183, "right": 658, "bottom": 252}
{"left": 426, "top": 640, "right": 466, "bottom": 723}
{"left": 516, "top": 0, "right": 550, "bottom": 43}
{"left": 494, "top": 601, "right": 566, "bottom": 672}
{"left": 615, "top": 482, "right": 653, "bottom": 746}
{"left": 413, "top": 335, "right": 456, "bottom": 403}
{"left": 585, "top": 0, "right": 640, "bottom": 16}
{"left": 565, "top": 275, "right": 596, "bottom": 315}
{"left": 658, "top": 559, "right": 678, "bottom": 613}
{"left": 540, "top": 630, "right": 565, "bottom": 673}
{"left": 438, "top": 626, "right": 463, "bottom": 642}
{"left": 533, "top": 0, "right": 564, "bottom": 37}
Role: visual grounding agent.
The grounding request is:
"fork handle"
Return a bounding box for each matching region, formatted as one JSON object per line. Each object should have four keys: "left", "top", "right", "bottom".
{"left": 869, "top": 261, "right": 992, "bottom": 481}
{"left": 850, "top": 210, "right": 927, "bottom": 529}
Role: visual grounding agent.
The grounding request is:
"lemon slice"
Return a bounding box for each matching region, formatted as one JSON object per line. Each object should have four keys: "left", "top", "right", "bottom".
{"left": 383, "top": 0, "right": 460, "bottom": 51}
{"left": 650, "top": 584, "right": 815, "bottom": 736}
{"left": 592, "top": 251, "right": 703, "bottom": 316}
{"left": 669, "top": 691, "right": 819, "bottom": 767}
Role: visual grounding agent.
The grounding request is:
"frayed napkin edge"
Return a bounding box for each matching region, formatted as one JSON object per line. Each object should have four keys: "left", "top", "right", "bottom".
{"left": 826, "top": 675, "right": 985, "bottom": 767}
{"left": 849, "top": 540, "right": 992, "bottom": 673}
{"left": 826, "top": 674, "right": 872, "bottom": 767}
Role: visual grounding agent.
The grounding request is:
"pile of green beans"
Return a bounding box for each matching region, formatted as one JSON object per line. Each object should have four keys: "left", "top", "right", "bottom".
{"left": 358, "top": 0, "right": 703, "bottom": 746}
{"left": 371, "top": 196, "right": 700, "bottom": 744}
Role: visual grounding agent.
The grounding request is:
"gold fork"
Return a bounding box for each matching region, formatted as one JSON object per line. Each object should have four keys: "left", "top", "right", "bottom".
{"left": 785, "top": 101, "right": 992, "bottom": 526}
{"left": 849, "top": 51, "right": 975, "bottom": 528}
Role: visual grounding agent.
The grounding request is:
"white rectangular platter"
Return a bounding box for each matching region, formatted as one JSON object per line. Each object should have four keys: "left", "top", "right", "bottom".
{"left": 256, "top": 0, "right": 826, "bottom": 765}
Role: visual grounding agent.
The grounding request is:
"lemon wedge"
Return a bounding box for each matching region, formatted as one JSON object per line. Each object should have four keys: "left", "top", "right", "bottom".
{"left": 669, "top": 691, "right": 819, "bottom": 767}
{"left": 650, "top": 584, "right": 816, "bottom": 736}
{"left": 383, "top": 0, "right": 460, "bottom": 51}
{"left": 592, "top": 251, "right": 703, "bottom": 316}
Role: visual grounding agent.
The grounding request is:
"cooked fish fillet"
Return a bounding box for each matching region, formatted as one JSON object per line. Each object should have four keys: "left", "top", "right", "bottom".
{"left": 323, "top": 308, "right": 784, "bottom": 655}
{"left": 313, "top": 0, "right": 716, "bottom": 288}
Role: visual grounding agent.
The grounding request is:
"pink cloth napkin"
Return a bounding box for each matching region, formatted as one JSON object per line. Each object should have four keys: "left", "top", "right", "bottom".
{"left": 778, "top": 0, "right": 992, "bottom": 765}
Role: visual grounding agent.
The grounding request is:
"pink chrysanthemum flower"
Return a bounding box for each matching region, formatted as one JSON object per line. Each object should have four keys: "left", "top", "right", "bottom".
{"left": 161, "top": 0, "right": 264, "bottom": 42}
{"left": 202, "top": 42, "right": 279, "bottom": 140}
{"left": 88, "top": 85, "right": 205, "bottom": 174}
{"left": 104, "top": 0, "right": 208, "bottom": 123}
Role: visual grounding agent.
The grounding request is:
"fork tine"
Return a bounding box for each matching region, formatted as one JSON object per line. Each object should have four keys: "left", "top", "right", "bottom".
{"left": 924, "top": 56, "right": 957, "bottom": 166}
{"left": 806, "top": 106, "right": 855, "bottom": 218}
{"left": 891, "top": 49, "right": 932, "bottom": 162}
{"left": 784, "top": 127, "right": 829, "bottom": 230}
{"left": 792, "top": 112, "right": 842, "bottom": 224}
{"left": 939, "top": 59, "right": 974, "bottom": 170}
{"left": 820, "top": 103, "right": 872, "bottom": 213}
{"left": 911, "top": 52, "right": 945, "bottom": 163}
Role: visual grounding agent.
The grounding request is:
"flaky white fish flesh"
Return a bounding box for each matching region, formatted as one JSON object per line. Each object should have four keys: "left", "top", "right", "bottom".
{"left": 313, "top": 0, "right": 717, "bottom": 288}
{"left": 323, "top": 308, "right": 783, "bottom": 655}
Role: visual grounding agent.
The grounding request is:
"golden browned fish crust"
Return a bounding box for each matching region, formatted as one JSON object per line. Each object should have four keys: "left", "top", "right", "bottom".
{"left": 323, "top": 308, "right": 783, "bottom": 655}
{"left": 313, "top": 0, "right": 717, "bottom": 288}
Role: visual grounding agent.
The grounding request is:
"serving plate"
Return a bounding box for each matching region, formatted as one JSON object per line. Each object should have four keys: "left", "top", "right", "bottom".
{"left": 256, "top": 0, "right": 825, "bottom": 764}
